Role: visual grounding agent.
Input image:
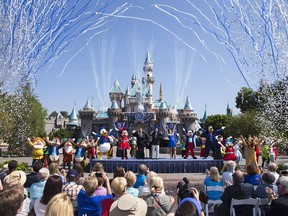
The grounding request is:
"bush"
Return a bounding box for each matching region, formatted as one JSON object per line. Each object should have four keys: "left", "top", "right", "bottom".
{"left": 0, "top": 160, "right": 29, "bottom": 172}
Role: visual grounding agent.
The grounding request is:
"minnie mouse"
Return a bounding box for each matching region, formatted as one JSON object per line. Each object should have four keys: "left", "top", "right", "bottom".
{"left": 118, "top": 128, "right": 130, "bottom": 159}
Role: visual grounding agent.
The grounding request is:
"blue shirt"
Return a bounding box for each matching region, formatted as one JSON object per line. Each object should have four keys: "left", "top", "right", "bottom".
{"left": 77, "top": 190, "right": 112, "bottom": 216}
{"left": 204, "top": 176, "right": 223, "bottom": 200}
{"left": 244, "top": 174, "right": 262, "bottom": 186}
{"left": 133, "top": 174, "right": 146, "bottom": 188}
{"left": 30, "top": 180, "right": 47, "bottom": 202}
{"left": 126, "top": 187, "right": 140, "bottom": 197}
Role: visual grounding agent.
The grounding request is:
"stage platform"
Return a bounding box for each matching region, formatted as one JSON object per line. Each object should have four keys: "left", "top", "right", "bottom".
{"left": 90, "top": 157, "right": 223, "bottom": 173}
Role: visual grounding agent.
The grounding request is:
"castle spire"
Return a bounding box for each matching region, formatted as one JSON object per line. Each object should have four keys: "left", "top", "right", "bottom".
{"left": 184, "top": 96, "right": 193, "bottom": 110}
{"left": 159, "top": 82, "right": 163, "bottom": 101}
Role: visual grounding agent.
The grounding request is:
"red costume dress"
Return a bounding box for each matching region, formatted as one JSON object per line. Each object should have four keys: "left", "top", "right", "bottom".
{"left": 223, "top": 146, "right": 237, "bottom": 161}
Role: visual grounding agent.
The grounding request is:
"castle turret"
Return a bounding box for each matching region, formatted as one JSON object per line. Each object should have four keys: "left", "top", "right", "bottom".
{"left": 78, "top": 99, "right": 96, "bottom": 137}
{"left": 109, "top": 79, "right": 123, "bottom": 109}
{"left": 143, "top": 51, "right": 154, "bottom": 103}
{"left": 227, "top": 102, "right": 233, "bottom": 116}
{"left": 66, "top": 107, "right": 79, "bottom": 129}
{"left": 178, "top": 96, "right": 198, "bottom": 131}
{"left": 131, "top": 74, "right": 136, "bottom": 88}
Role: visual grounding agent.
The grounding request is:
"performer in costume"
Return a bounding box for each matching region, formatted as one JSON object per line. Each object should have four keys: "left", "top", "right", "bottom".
{"left": 233, "top": 138, "right": 243, "bottom": 165}
{"left": 166, "top": 125, "right": 177, "bottom": 159}
{"left": 129, "top": 136, "right": 137, "bottom": 158}
{"left": 200, "top": 136, "right": 206, "bottom": 158}
{"left": 200, "top": 126, "right": 225, "bottom": 159}
{"left": 240, "top": 135, "right": 264, "bottom": 174}
{"left": 92, "top": 128, "right": 114, "bottom": 160}
{"left": 183, "top": 128, "right": 197, "bottom": 159}
{"left": 46, "top": 137, "right": 61, "bottom": 165}
{"left": 221, "top": 137, "right": 237, "bottom": 172}
{"left": 118, "top": 128, "right": 130, "bottom": 159}
{"left": 73, "top": 138, "right": 93, "bottom": 167}
{"left": 59, "top": 138, "right": 74, "bottom": 170}
{"left": 27, "top": 137, "right": 46, "bottom": 166}
{"left": 87, "top": 139, "right": 97, "bottom": 161}
{"left": 176, "top": 133, "right": 186, "bottom": 158}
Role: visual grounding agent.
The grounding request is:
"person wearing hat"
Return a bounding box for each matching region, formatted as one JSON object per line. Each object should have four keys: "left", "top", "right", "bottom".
{"left": 3, "top": 170, "right": 33, "bottom": 216}
{"left": 109, "top": 193, "right": 148, "bottom": 216}
{"left": 62, "top": 169, "right": 83, "bottom": 214}
{"left": 27, "top": 137, "right": 47, "bottom": 167}
{"left": 30, "top": 167, "right": 50, "bottom": 205}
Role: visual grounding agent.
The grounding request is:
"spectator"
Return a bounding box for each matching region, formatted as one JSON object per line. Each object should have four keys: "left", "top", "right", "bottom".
{"left": 3, "top": 170, "right": 32, "bottom": 216}
{"left": 62, "top": 169, "right": 83, "bottom": 214}
{"left": 267, "top": 162, "right": 280, "bottom": 184}
{"left": 138, "top": 171, "right": 158, "bottom": 198}
{"left": 267, "top": 176, "right": 288, "bottom": 215}
{"left": 48, "top": 162, "right": 65, "bottom": 184}
{"left": 280, "top": 163, "right": 288, "bottom": 176}
{"left": 0, "top": 160, "right": 18, "bottom": 183}
{"left": 73, "top": 163, "right": 85, "bottom": 185}
{"left": 124, "top": 171, "right": 139, "bottom": 197}
{"left": 109, "top": 193, "right": 147, "bottom": 216}
{"left": 77, "top": 174, "right": 112, "bottom": 216}
{"left": 0, "top": 184, "right": 25, "bottom": 216}
{"left": 24, "top": 160, "right": 43, "bottom": 188}
{"left": 216, "top": 170, "right": 254, "bottom": 216}
{"left": 44, "top": 193, "right": 73, "bottom": 216}
{"left": 144, "top": 176, "right": 174, "bottom": 215}
{"left": 167, "top": 187, "right": 204, "bottom": 216}
{"left": 134, "top": 164, "right": 148, "bottom": 188}
{"left": 221, "top": 161, "right": 236, "bottom": 186}
{"left": 204, "top": 166, "right": 223, "bottom": 200}
{"left": 94, "top": 172, "right": 107, "bottom": 196}
{"left": 91, "top": 162, "right": 105, "bottom": 173}
{"left": 33, "top": 175, "right": 63, "bottom": 216}
{"left": 30, "top": 168, "right": 50, "bottom": 205}
{"left": 244, "top": 164, "right": 262, "bottom": 186}
{"left": 101, "top": 177, "right": 127, "bottom": 216}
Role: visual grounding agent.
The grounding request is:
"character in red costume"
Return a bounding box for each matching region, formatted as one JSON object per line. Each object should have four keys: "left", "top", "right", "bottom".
{"left": 118, "top": 128, "right": 130, "bottom": 159}
{"left": 59, "top": 138, "right": 74, "bottom": 169}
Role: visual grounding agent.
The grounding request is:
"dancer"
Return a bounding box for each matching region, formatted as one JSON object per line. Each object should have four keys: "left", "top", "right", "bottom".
{"left": 118, "top": 128, "right": 130, "bottom": 159}
{"left": 176, "top": 133, "right": 186, "bottom": 158}
{"left": 132, "top": 128, "right": 149, "bottom": 159}
{"left": 200, "top": 126, "right": 225, "bottom": 159}
{"left": 74, "top": 138, "right": 93, "bottom": 167}
{"left": 233, "top": 138, "right": 243, "bottom": 165}
{"left": 150, "top": 127, "right": 162, "bottom": 159}
{"left": 183, "top": 128, "right": 197, "bottom": 159}
{"left": 200, "top": 136, "right": 206, "bottom": 158}
{"left": 129, "top": 136, "right": 137, "bottom": 158}
{"left": 46, "top": 137, "right": 61, "bottom": 166}
{"left": 87, "top": 139, "right": 97, "bottom": 161}
{"left": 92, "top": 128, "right": 114, "bottom": 160}
{"left": 240, "top": 135, "right": 264, "bottom": 174}
{"left": 221, "top": 137, "right": 237, "bottom": 172}
{"left": 59, "top": 138, "right": 74, "bottom": 170}
{"left": 27, "top": 137, "right": 46, "bottom": 166}
{"left": 166, "top": 125, "right": 177, "bottom": 159}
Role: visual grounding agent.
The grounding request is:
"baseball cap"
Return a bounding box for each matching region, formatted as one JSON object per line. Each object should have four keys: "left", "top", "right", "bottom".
{"left": 109, "top": 194, "right": 147, "bottom": 216}
{"left": 67, "top": 169, "right": 79, "bottom": 180}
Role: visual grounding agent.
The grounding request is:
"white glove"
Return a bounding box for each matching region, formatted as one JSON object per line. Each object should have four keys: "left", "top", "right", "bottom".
{"left": 221, "top": 126, "right": 226, "bottom": 130}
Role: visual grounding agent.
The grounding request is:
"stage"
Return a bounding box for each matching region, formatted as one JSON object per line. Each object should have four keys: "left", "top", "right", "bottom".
{"left": 90, "top": 157, "right": 223, "bottom": 173}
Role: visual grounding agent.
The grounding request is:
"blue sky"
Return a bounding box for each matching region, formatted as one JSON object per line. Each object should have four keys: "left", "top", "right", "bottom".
{"left": 34, "top": 0, "right": 249, "bottom": 117}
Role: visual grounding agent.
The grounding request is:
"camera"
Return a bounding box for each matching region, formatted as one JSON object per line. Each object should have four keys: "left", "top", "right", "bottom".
{"left": 177, "top": 177, "right": 193, "bottom": 199}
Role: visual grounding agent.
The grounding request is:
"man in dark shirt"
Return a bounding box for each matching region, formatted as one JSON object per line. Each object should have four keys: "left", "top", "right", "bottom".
{"left": 24, "top": 160, "right": 43, "bottom": 188}
{"left": 216, "top": 170, "right": 254, "bottom": 216}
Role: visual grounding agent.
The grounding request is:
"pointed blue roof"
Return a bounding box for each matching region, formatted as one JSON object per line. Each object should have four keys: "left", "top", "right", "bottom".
{"left": 96, "top": 110, "right": 108, "bottom": 118}
{"left": 125, "top": 86, "right": 131, "bottom": 96}
{"left": 159, "top": 101, "right": 168, "bottom": 110}
{"left": 110, "top": 79, "right": 122, "bottom": 94}
{"left": 131, "top": 74, "right": 136, "bottom": 81}
{"left": 144, "top": 51, "right": 153, "bottom": 65}
{"left": 111, "top": 101, "right": 119, "bottom": 109}
{"left": 184, "top": 96, "right": 193, "bottom": 110}
{"left": 67, "top": 108, "right": 78, "bottom": 126}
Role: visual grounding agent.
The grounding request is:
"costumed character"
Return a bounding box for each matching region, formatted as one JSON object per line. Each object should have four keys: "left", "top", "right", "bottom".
{"left": 47, "top": 137, "right": 61, "bottom": 165}
{"left": 261, "top": 139, "right": 270, "bottom": 168}
{"left": 129, "top": 136, "right": 137, "bottom": 158}
{"left": 270, "top": 139, "right": 279, "bottom": 162}
{"left": 118, "top": 128, "right": 130, "bottom": 159}
{"left": 200, "top": 136, "right": 206, "bottom": 158}
{"left": 92, "top": 129, "right": 114, "bottom": 160}
{"left": 27, "top": 137, "right": 46, "bottom": 166}
{"left": 87, "top": 139, "right": 97, "bottom": 161}
{"left": 233, "top": 138, "right": 243, "bottom": 165}
{"left": 73, "top": 138, "right": 93, "bottom": 167}
{"left": 166, "top": 125, "right": 177, "bottom": 159}
{"left": 59, "top": 138, "right": 74, "bottom": 169}
{"left": 240, "top": 135, "right": 264, "bottom": 174}
{"left": 221, "top": 137, "right": 237, "bottom": 172}
{"left": 132, "top": 128, "right": 149, "bottom": 159}
{"left": 200, "top": 126, "right": 225, "bottom": 159}
{"left": 176, "top": 133, "right": 186, "bottom": 158}
{"left": 183, "top": 128, "right": 197, "bottom": 159}
{"left": 43, "top": 143, "right": 49, "bottom": 168}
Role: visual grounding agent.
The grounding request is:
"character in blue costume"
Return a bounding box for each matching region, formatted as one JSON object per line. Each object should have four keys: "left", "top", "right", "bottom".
{"left": 92, "top": 129, "right": 114, "bottom": 160}
{"left": 166, "top": 125, "right": 177, "bottom": 159}
{"left": 46, "top": 137, "right": 61, "bottom": 165}
{"left": 200, "top": 126, "right": 225, "bottom": 159}
{"left": 73, "top": 138, "right": 93, "bottom": 167}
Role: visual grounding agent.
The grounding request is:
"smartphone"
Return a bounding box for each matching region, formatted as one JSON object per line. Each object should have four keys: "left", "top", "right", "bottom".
{"left": 95, "top": 173, "right": 103, "bottom": 177}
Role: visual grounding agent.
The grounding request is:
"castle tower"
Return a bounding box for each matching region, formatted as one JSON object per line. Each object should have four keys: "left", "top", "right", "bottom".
{"left": 109, "top": 79, "right": 123, "bottom": 109}
{"left": 226, "top": 102, "right": 233, "bottom": 116}
{"left": 178, "top": 96, "right": 198, "bottom": 131}
{"left": 107, "top": 100, "right": 123, "bottom": 129}
{"left": 78, "top": 99, "right": 96, "bottom": 137}
{"left": 143, "top": 51, "right": 154, "bottom": 103}
{"left": 159, "top": 82, "right": 163, "bottom": 102}
{"left": 66, "top": 107, "right": 79, "bottom": 130}
{"left": 131, "top": 74, "right": 136, "bottom": 88}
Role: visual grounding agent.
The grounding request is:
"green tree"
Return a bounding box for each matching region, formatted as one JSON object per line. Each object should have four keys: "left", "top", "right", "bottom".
{"left": 49, "top": 128, "right": 73, "bottom": 140}
{"left": 204, "top": 114, "right": 232, "bottom": 136}
{"left": 235, "top": 87, "right": 260, "bottom": 113}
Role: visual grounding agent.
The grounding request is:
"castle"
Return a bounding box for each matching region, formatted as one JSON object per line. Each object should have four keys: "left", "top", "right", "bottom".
{"left": 46, "top": 51, "right": 202, "bottom": 138}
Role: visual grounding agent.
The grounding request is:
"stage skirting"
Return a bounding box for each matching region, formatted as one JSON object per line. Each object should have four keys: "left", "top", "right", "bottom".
{"left": 90, "top": 158, "right": 223, "bottom": 173}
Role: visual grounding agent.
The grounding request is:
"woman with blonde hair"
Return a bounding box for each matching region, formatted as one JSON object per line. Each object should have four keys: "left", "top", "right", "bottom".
{"left": 203, "top": 166, "right": 223, "bottom": 200}
{"left": 44, "top": 193, "right": 73, "bottom": 216}
{"left": 145, "top": 176, "right": 174, "bottom": 216}
{"left": 124, "top": 171, "right": 139, "bottom": 197}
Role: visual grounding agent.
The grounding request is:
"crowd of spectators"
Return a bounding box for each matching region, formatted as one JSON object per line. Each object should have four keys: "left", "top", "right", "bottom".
{"left": 0, "top": 159, "right": 288, "bottom": 216}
